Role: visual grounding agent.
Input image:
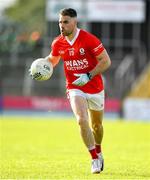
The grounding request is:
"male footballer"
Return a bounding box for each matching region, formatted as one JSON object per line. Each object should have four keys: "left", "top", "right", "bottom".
{"left": 31, "top": 8, "right": 111, "bottom": 173}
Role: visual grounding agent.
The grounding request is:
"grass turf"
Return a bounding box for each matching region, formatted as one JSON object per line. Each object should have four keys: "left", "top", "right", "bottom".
{"left": 0, "top": 115, "right": 150, "bottom": 179}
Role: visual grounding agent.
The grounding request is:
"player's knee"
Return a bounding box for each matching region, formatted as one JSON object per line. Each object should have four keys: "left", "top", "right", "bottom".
{"left": 92, "top": 123, "right": 102, "bottom": 132}
{"left": 77, "top": 116, "right": 88, "bottom": 127}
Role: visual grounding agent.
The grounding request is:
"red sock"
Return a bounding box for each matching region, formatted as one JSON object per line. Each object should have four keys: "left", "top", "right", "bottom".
{"left": 89, "top": 148, "right": 98, "bottom": 159}
{"left": 95, "top": 144, "right": 101, "bottom": 154}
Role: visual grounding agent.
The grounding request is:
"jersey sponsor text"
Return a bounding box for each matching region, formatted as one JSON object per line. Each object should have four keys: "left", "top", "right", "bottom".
{"left": 65, "top": 58, "right": 88, "bottom": 71}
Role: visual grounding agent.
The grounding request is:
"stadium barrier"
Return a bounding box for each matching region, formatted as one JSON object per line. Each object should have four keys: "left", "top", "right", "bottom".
{"left": 123, "top": 98, "right": 150, "bottom": 121}
{"left": 2, "top": 96, "right": 121, "bottom": 114}
{"left": 0, "top": 96, "right": 3, "bottom": 111}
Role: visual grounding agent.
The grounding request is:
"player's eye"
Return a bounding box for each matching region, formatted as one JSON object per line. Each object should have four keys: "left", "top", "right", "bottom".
{"left": 63, "top": 20, "right": 69, "bottom": 24}
{"left": 59, "top": 20, "right": 69, "bottom": 25}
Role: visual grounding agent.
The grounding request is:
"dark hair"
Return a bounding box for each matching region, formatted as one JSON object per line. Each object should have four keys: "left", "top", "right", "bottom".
{"left": 59, "top": 8, "right": 77, "bottom": 17}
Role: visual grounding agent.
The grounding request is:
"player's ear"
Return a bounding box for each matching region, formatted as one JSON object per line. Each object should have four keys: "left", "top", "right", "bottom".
{"left": 73, "top": 17, "right": 77, "bottom": 25}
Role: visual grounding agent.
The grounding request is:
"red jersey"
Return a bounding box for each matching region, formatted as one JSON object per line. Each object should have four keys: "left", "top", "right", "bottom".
{"left": 51, "top": 29, "right": 105, "bottom": 94}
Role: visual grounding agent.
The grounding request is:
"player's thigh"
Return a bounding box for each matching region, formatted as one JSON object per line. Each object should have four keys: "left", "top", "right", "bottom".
{"left": 69, "top": 95, "right": 89, "bottom": 121}
{"left": 87, "top": 90, "right": 105, "bottom": 111}
{"left": 88, "top": 109, "right": 104, "bottom": 125}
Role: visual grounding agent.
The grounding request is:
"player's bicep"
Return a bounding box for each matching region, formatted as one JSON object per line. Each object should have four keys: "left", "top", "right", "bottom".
{"left": 96, "top": 49, "right": 111, "bottom": 63}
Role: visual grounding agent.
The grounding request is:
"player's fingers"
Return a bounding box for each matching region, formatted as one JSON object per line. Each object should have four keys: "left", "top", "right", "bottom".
{"left": 72, "top": 79, "right": 83, "bottom": 86}
{"left": 72, "top": 79, "right": 79, "bottom": 85}
{"left": 74, "top": 73, "right": 81, "bottom": 77}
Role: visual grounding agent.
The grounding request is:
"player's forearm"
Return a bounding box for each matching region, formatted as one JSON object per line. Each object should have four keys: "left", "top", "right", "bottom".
{"left": 89, "top": 51, "right": 111, "bottom": 78}
{"left": 90, "top": 58, "right": 111, "bottom": 77}
{"left": 45, "top": 54, "right": 60, "bottom": 67}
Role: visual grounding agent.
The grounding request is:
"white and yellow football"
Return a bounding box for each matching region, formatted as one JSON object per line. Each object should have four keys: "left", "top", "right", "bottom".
{"left": 30, "top": 58, "right": 53, "bottom": 81}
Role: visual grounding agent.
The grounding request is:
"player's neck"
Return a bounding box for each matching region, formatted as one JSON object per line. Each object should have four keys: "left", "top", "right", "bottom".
{"left": 67, "top": 28, "right": 78, "bottom": 41}
{"left": 65, "top": 28, "right": 80, "bottom": 46}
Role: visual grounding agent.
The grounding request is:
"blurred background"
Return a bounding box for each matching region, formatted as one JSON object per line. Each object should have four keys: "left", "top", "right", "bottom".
{"left": 0, "top": 0, "right": 150, "bottom": 120}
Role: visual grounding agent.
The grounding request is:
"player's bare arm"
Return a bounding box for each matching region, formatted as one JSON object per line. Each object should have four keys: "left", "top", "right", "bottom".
{"left": 72, "top": 49, "right": 111, "bottom": 86}
{"left": 46, "top": 53, "right": 61, "bottom": 67}
{"left": 89, "top": 49, "right": 111, "bottom": 78}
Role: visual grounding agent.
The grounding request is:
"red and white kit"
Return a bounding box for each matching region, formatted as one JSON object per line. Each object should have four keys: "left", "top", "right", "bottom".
{"left": 51, "top": 29, "right": 105, "bottom": 94}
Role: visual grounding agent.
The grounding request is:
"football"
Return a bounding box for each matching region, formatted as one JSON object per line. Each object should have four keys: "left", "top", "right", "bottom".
{"left": 30, "top": 58, "right": 53, "bottom": 81}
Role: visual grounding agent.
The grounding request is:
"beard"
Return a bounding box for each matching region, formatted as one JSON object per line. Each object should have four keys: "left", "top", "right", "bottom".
{"left": 61, "top": 29, "right": 73, "bottom": 37}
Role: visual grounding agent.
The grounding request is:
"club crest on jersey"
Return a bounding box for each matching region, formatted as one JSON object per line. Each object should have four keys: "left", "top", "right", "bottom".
{"left": 68, "top": 48, "right": 75, "bottom": 56}
{"left": 79, "top": 48, "right": 85, "bottom": 55}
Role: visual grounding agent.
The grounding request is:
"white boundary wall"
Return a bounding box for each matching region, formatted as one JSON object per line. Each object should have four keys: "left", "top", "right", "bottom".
{"left": 46, "top": 0, "right": 145, "bottom": 22}
{"left": 123, "top": 98, "right": 150, "bottom": 121}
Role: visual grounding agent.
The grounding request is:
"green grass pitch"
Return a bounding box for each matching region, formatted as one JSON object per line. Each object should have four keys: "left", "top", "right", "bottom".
{"left": 0, "top": 115, "right": 150, "bottom": 179}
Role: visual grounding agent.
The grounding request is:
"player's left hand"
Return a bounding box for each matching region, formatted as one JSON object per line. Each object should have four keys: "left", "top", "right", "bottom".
{"left": 72, "top": 73, "right": 90, "bottom": 86}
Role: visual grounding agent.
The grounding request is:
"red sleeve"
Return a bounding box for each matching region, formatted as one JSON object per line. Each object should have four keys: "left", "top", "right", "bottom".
{"left": 87, "top": 33, "right": 105, "bottom": 56}
{"left": 51, "top": 39, "right": 60, "bottom": 56}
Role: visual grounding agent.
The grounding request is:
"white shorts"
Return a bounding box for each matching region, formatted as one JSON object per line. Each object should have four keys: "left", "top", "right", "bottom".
{"left": 68, "top": 89, "right": 105, "bottom": 111}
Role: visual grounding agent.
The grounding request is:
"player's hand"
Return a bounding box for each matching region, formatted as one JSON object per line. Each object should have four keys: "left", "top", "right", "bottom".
{"left": 72, "top": 73, "right": 90, "bottom": 86}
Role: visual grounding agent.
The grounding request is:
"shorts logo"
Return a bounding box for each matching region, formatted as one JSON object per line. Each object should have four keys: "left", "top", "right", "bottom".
{"left": 79, "top": 48, "right": 85, "bottom": 55}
